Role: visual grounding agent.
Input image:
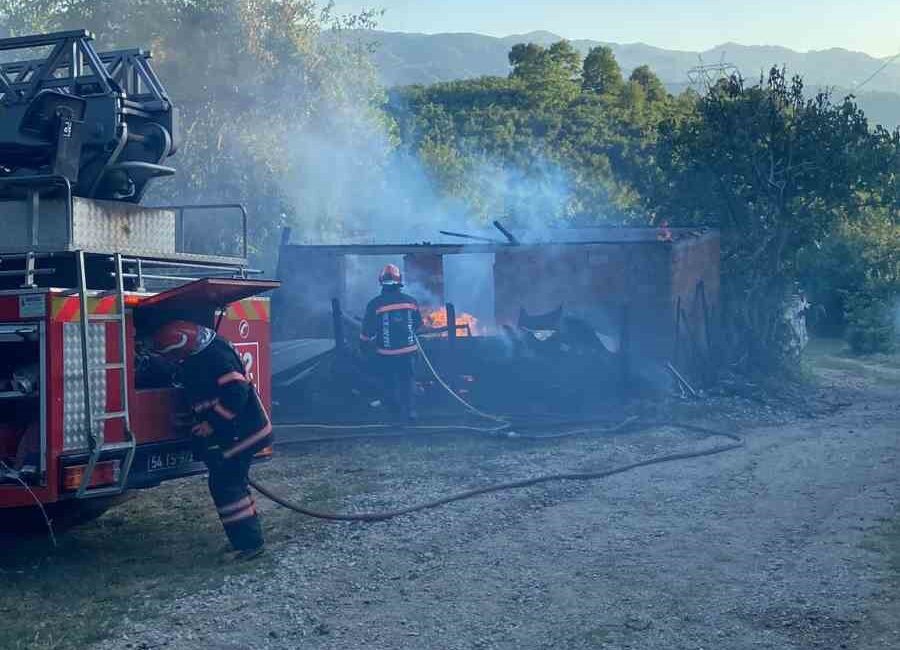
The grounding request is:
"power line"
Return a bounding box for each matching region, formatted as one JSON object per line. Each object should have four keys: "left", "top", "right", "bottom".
{"left": 855, "top": 49, "right": 900, "bottom": 91}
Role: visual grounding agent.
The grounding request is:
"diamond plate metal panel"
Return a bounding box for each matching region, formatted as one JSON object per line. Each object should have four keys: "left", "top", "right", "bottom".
{"left": 72, "top": 198, "right": 176, "bottom": 255}
{"left": 63, "top": 322, "right": 107, "bottom": 451}
{"left": 0, "top": 195, "right": 245, "bottom": 263}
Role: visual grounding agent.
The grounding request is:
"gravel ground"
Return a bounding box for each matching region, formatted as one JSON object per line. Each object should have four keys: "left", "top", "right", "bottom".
{"left": 81, "top": 345, "right": 900, "bottom": 650}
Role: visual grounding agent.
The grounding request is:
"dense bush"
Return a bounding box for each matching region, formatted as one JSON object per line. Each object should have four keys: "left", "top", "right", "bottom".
{"left": 844, "top": 292, "right": 896, "bottom": 354}
{"left": 804, "top": 211, "right": 900, "bottom": 354}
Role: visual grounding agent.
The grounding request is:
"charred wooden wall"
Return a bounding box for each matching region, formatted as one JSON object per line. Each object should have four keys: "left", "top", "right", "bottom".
{"left": 492, "top": 231, "right": 720, "bottom": 370}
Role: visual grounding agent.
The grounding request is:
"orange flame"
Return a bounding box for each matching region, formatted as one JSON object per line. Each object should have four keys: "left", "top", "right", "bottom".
{"left": 421, "top": 307, "right": 480, "bottom": 337}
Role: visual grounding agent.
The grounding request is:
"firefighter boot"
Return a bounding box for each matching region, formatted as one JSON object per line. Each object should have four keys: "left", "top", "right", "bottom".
{"left": 233, "top": 545, "right": 266, "bottom": 562}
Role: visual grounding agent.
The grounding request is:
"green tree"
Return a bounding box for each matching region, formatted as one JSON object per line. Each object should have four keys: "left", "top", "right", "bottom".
{"left": 629, "top": 65, "right": 667, "bottom": 103}
{"left": 651, "top": 68, "right": 900, "bottom": 368}
{"left": 509, "top": 42, "right": 547, "bottom": 79}
{"left": 801, "top": 208, "right": 900, "bottom": 352}
{"left": 508, "top": 40, "right": 581, "bottom": 108}
{"left": 546, "top": 41, "right": 582, "bottom": 80}
{"left": 582, "top": 45, "right": 624, "bottom": 95}
{"left": 391, "top": 45, "right": 650, "bottom": 228}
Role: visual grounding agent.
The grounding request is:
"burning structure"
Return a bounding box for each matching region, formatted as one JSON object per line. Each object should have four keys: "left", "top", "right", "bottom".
{"left": 272, "top": 225, "right": 720, "bottom": 419}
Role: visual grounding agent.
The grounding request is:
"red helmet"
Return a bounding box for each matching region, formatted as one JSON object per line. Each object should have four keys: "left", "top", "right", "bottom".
{"left": 152, "top": 320, "right": 215, "bottom": 360}
{"left": 378, "top": 264, "right": 403, "bottom": 286}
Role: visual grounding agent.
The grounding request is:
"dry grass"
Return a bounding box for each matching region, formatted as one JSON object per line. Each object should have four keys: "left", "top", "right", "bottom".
{"left": 0, "top": 455, "right": 376, "bottom": 650}
{"left": 0, "top": 476, "right": 259, "bottom": 650}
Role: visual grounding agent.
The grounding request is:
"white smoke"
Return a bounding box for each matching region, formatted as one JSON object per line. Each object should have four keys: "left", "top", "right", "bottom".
{"left": 279, "top": 70, "right": 577, "bottom": 246}
{"left": 274, "top": 34, "right": 598, "bottom": 332}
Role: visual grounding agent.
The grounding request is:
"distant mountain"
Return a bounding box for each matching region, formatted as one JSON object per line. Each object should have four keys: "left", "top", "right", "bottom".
{"left": 348, "top": 30, "right": 900, "bottom": 128}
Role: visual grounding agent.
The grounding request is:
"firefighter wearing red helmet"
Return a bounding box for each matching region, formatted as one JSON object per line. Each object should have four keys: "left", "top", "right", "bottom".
{"left": 360, "top": 264, "right": 423, "bottom": 422}
{"left": 152, "top": 320, "right": 272, "bottom": 560}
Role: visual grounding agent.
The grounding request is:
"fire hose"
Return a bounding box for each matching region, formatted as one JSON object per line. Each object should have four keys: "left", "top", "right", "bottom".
{"left": 248, "top": 339, "right": 745, "bottom": 522}
{"left": 249, "top": 424, "right": 742, "bottom": 522}
{"left": 0, "top": 459, "right": 58, "bottom": 547}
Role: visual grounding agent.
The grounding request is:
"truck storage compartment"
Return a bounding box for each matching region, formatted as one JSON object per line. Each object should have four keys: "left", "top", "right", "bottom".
{"left": 0, "top": 323, "right": 44, "bottom": 484}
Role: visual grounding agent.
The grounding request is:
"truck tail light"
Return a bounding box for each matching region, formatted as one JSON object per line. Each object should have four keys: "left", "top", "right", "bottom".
{"left": 62, "top": 460, "right": 121, "bottom": 491}
{"left": 254, "top": 446, "right": 273, "bottom": 459}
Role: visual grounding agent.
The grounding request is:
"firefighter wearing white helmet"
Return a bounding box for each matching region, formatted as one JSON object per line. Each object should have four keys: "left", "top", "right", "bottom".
{"left": 360, "top": 264, "right": 423, "bottom": 421}
{"left": 152, "top": 320, "right": 272, "bottom": 561}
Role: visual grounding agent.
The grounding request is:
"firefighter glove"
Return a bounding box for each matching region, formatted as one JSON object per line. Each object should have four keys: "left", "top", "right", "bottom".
{"left": 192, "top": 420, "right": 215, "bottom": 438}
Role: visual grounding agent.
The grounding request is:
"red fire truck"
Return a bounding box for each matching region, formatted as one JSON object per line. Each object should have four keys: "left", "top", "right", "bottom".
{"left": 0, "top": 30, "right": 278, "bottom": 529}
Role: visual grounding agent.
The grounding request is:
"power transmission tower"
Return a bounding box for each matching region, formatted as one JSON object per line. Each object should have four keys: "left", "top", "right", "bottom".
{"left": 687, "top": 54, "right": 739, "bottom": 91}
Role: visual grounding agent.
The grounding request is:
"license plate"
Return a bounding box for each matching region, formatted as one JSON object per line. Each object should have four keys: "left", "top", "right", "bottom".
{"left": 147, "top": 449, "right": 195, "bottom": 473}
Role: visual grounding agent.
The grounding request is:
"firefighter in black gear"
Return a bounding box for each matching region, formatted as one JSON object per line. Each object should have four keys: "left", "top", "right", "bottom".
{"left": 152, "top": 320, "right": 272, "bottom": 560}
{"left": 361, "top": 264, "right": 423, "bottom": 422}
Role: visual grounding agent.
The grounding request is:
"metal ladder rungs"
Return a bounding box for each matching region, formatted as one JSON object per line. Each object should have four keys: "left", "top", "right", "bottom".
{"left": 98, "top": 441, "right": 136, "bottom": 452}
{"left": 75, "top": 251, "right": 136, "bottom": 499}
{"left": 84, "top": 362, "right": 125, "bottom": 371}
{"left": 92, "top": 411, "right": 128, "bottom": 422}
{"left": 88, "top": 361, "right": 127, "bottom": 370}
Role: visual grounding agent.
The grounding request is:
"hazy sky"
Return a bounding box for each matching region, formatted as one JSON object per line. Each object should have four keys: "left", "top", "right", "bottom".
{"left": 333, "top": 0, "right": 900, "bottom": 58}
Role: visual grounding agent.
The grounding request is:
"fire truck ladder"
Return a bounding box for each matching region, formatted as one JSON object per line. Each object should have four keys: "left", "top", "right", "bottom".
{"left": 74, "top": 251, "right": 135, "bottom": 498}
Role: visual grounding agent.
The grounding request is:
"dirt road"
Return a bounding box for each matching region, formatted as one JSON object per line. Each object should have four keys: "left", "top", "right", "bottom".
{"left": 3, "top": 344, "right": 899, "bottom": 650}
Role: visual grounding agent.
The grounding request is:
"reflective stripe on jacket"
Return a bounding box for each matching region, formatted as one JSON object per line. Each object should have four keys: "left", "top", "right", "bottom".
{"left": 362, "top": 289, "right": 423, "bottom": 356}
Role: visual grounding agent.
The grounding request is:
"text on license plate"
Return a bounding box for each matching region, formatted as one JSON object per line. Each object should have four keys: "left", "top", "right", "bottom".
{"left": 147, "top": 449, "right": 195, "bottom": 473}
